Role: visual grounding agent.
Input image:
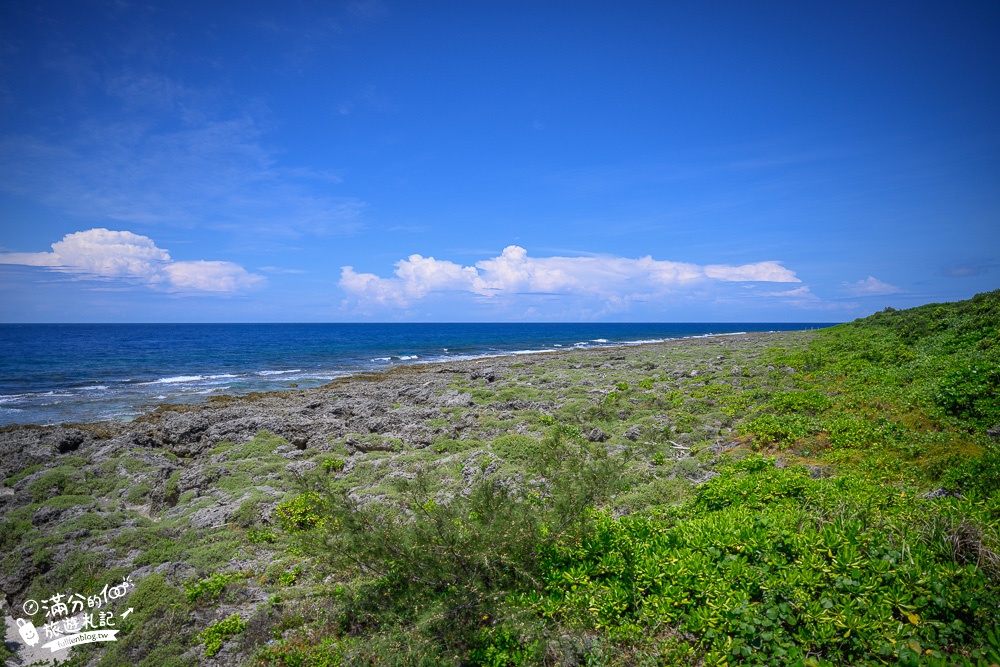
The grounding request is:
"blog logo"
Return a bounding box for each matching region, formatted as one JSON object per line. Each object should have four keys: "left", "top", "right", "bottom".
{"left": 17, "top": 575, "right": 134, "bottom": 653}
{"left": 16, "top": 618, "right": 39, "bottom": 647}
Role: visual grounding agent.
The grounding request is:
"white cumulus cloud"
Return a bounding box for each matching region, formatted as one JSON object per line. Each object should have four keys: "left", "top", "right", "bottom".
{"left": 50, "top": 228, "right": 171, "bottom": 282}
{"left": 339, "top": 245, "right": 802, "bottom": 310}
{"left": 164, "top": 261, "right": 265, "bottom": 292}
{"left": 0, "top": 228, "right": 265, "bottom": 294}
{"left": 842, "top": 276, "right": 901, "bottom": 296}
{"left": 705, "top": 261, "right": 800, "bottom": 282}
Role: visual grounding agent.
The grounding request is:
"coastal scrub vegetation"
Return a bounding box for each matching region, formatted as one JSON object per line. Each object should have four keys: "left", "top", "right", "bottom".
{"left": 3, "top": 291, "right": 999, "bottom": 666}
{"left": 262, "top": 291, "right": 1000, "bottom": 666}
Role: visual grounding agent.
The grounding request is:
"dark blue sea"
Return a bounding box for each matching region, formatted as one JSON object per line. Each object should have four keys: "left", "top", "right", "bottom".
{"left": 0, "top": 323, "right": 832, "bottom": 426}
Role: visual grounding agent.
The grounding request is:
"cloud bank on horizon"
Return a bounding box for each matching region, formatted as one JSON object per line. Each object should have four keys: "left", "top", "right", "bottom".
{"left": 0, "top": 225, "right": 912, "bottom": 319}
{"left": 340, "top": 245, "right": 804, "bottom": 311}
{"left": 0, "top": 229, "right": 264, "bottom": 293}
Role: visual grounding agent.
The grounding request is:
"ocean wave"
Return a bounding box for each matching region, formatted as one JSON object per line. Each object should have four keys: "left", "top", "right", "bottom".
{"left": 257, "top": 369, "right": 303, "bottom": 376}
{"left": 686, "top": 332, "right": 747, "bottom": 339}
{"left": 141, "top": 375, "right": 207, "bottom": 385}
{"left": 418, "top": 352, "right": 494, "bottom": 364}
{"left": 398, "top": 355, "right": 419, "bottom": 360}
{"left": 139, "top": 373, "right": 238, "bottom": 386}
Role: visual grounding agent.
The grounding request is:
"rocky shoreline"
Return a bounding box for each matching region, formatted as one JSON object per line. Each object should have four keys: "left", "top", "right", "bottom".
{"left": 0, "top": 330, "right": 812, "bottom": 666}
{"left": 1, "top": 331, "right": 801, "bottom": 478}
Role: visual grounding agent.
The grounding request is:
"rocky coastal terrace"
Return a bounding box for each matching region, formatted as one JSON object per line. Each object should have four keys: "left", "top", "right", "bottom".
{"left": 3, "top": 290, "right": 998, "bottom": 667}
{"left": 1, "top": 331, "right": 804, "bottom": 666}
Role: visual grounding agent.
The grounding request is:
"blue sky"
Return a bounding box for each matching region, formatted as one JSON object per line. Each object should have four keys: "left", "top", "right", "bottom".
{"left": 1, "top": 1, "right": 998, "bottom": 322}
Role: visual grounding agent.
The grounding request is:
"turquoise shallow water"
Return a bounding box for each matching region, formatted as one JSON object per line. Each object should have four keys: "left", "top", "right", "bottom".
{"left": 0, "top": 323, "right": 832, "bottom": 425}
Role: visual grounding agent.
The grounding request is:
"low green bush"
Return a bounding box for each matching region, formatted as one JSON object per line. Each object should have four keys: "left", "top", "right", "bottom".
{"left": 201, "top": 613, "right": 246, "bottom": 657}
{"left": 737, "top": 413, "right": 814, "bottom": 446}
{"left": 322, "top": 457, "right": 346, "bottom": 472}
{"left": 93, "top": 573, "right": 193, "bottom": 667}
{"left": 26, "top": 466, "right": 84, "bottom": 502}
{"left": 275, "top": 492, "right": 327, "bottom": 532}
{"left": 248, "top": 527, "right": 278, "bottom": 544}
{"left": 490, "top": 433, "right": 541, "bottom": 465}
{"left": 185, "top": 571, "right": 248, "bottom": 603}
{"left": 535, "top": 460, "right": 1000, "bottom": 666}
{"left": 287, "top": 428, "right": 631, "bottom": 664}
{"left": 934, "top": 354, "right": 1000, "bottom": 425}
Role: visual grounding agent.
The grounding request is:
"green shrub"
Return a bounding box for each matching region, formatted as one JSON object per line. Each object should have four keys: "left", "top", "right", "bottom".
{"left": 323, "top": 458, "right": 346, "bottom": 472}
{"left": 4, "top": 463, "right": 43, "bottom": 487}
{"left": 185, "top": 571, "right": 248, "bottom": 603}
{"left": 26, "top": 466, "right": 83, "bottom": 502}
{"left": 95, "top": 573, "right": 192, "bottom": 667}
{"left": 935, "top": 355, "right": 1000, "bottom": 425}
{"left": 278, "top": 565, "right": 301, "bottom": 587}
{"left": 694, "top": 458, "right": 812, "bottom": 511}
{"left": 256, "top": 636, "right": 346, "bottom": 666}
{"left": 248, "top": 527, "right": 278, "bottom": 544}
{"left": 824, "top": 416, "right": 902, "bottom": 450}
{"left": 939, "top": 443, "right": 1000, "bottom": 499}
{"left": 126, "top": 481, "right": 152, "bottom": 503}
{"left": 538, "top": 463, "right": 1000, "bottom": 666}
{"left": 535, "top": 413, "right": 558, "bottom": 426}
{"left": 768, "top": 389, "right": 831, "bottom": 415}
{"left": 201, "top": 613, "right": 246, "bottom": 657}
{"left": 737, "top": 414, "right": 814, "bottom": 446}
{"left": 289, "top": 432, "right": 630, "bottom": 663}
{"left": 42, "top": 494, "right": 94, "bottom": 510}
{"left": 275, "top": 492, "right": 326, "bottom": 532}
{"left": 490, "top": 434, "right": 541, "bottom": 465}
{"left": 231, "top": 496, "right": 268, "bottom": 528}
{"left": 163, "top": 470, "right": 181, "bottom": 506}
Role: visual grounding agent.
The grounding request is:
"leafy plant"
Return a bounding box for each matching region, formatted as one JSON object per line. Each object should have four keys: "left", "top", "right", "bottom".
{"left": 279, "top": 565, "right": 302, "bottom": 586}
{"left": 185, "top": 571, "right": 248, "bottom": 603}
{"left": 934, "top": 354, "right": 1000, "bottom": 425}
{"left": 201, "top": 613, "right": 246, "bottom": 657}
{"left": 248, "top": 527, "right": 277, "bottom": 544}
{"left": 275, "top": 491, "right": 327, "bottom": 532}
{"left": 737, "top": 413, "right": 814, "bottom": 446}
{"left": 322, "top": 458, "right": 346, "bottom": 473}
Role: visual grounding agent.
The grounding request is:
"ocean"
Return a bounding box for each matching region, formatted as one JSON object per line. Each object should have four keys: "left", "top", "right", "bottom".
{"left": 0, "top": 323, "right": 833, "bottom": 426}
